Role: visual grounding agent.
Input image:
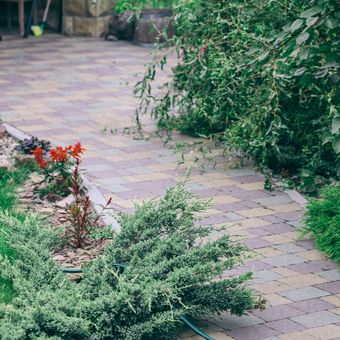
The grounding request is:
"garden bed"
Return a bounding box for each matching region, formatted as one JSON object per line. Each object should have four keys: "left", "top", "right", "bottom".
{"left": 0, "top": 124, "right": 113, "bottom": 273}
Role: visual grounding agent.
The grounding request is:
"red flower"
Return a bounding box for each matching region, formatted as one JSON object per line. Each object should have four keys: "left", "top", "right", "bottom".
{"left": 71, "top": 142, "right": 84, "bottom": 159}
{"left": 50, "top": 146, "right": 68, "bottom": 163}
{"left": 32, "top": 147, "right": 48, "bottom": 168}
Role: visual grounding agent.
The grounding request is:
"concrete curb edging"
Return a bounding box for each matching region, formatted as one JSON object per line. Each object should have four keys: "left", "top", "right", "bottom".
{"left": 286, "top": 189, "right": 308, "bottom": 209}
{"left": 3, "top": 122, "right": 121, "bottom": 232}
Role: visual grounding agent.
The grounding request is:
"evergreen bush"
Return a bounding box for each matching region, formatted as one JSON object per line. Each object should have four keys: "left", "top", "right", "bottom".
{"left": 0, "top": 184, "right": 263, "bottom": 339}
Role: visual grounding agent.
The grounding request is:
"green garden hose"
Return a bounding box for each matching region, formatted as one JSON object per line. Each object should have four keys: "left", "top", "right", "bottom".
{"left": 61, "top": 265, "right": 214, "bottom": 340}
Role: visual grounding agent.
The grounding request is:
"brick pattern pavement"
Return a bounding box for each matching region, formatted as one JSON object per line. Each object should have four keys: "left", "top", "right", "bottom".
{"left": 1, "top": 35, "right": 339, "bottom": 339}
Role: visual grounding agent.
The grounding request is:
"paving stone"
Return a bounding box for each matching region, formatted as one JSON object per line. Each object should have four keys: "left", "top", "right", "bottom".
{"left": 262, "top": 254, "right": 305, "bottom": 267}
{"left": 263, "top": 234, "right": 292, "bottom": 245}
{"left": 83, "top": 163, "right": 114, "bottom": 172}
{"left": 262, "top": 223, "right": 296, "bottom": 234}
{"left": 290, "top": 311, "right": 340, "bottom": 328}
{"left": 242, "top": 238, "right": 272, "bottom": 249}
{"left": 263, "top": 293, "right": 292, "bottom": 306}
{"left": 317, "top": 269, "right": 340, "bottom": 281}
{"left": 266, "top": 319, "right": 306, "bottom": 333}
{"left": 286, "top": 220, "right": 302, "bottom": 228}
{"left": 303, "top": 324, "right": 340, "bottom": 339}
{"left": 245, "top": 260, "right": 273, "bottom": 271}
{"left": 278, "top": 331, "right": 316, "bottom": 340}
{"left": 262, "top": 215, "right": 284, "bottom": 223}
{"left": 322, "top": 295, "right": 340, "bottom": 307}
{"left": 295, "top": 239, "right": 315, "bottom": 250}
{"left": 253, "top": 195, "right": 293, "bottom": 206}
{"left": 224, "top": 212, "right": 245, "bottom": 221}
{"left": 315, "top": 281, "right": 340, "bottom": 294}
{"left": 287, "top": 260, "right": 336, "bottom": 274}
{"left": 278, "top": 273, "right": 328, "bottom": 289}
{"left": 272, "top": 243, "right": 305, "bottom": 253}
{"left": 272, "top": 267, "right": 299, "bottom": 278}
{"left": 251, "top": 281, "right": 291, "bottom": 294}
{"left": 279, "top": 287, "right": 330, "bottom": 301}
{"left": 98, "top": 183, "right": 129, "bottom": 193}
{"left": 210, "top": 314, "right": 264, "bottom": 330}
{"left": 238, "top": 207, "right": 274, "bottom": 218}
{"left": 290, "top": 298, "right": 336, "bottom": 313}
{"left": 251, "top": 270, "right": 283, "bottom": 284}
{"left": 275, "top": 210, "right": 305, "bottom": 221}
{"left": 228, "top": 324, "right": 279, "bottom": 340}
{"left": 253, "top": 305, "right": 304, "bottom": 322}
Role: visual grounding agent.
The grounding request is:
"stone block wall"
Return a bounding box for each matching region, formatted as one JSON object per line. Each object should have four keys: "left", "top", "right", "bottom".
{"left": 63, "top": 0, "right": 115, "bottom": 37}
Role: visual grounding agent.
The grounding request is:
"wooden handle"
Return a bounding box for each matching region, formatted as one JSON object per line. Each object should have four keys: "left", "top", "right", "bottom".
{"left": 43, "top": 0, "right": 52, "bottom": 22}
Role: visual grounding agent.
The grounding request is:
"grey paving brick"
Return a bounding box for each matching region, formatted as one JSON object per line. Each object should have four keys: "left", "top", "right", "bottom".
{"left": 228, "top": 324, "right": 279, "bottom": 340}
{"left": 251, "top": 270, "right": 283, "bottom": 284}
{"left": 287, "top": 220, "right": 302, "bottom": 228}
{"left": 223, "top": 168, "right": 256, "bottom": 177}
{"left": 279, "top": 287, "right": 330, "bottom": 301}
{"left": 224, "top": 212, "right": 245, "bottom": 221}
{"left": 210, "top": 314, "right": 264, "bottom": 330}
{"left": 272, "top": 243, "right": 305, "bottom": 253}
{"left": 253, "top": 195, "right": 293, "bottom": 206}
{"left": 83, "top": 164, "right": 114, "bottom": 172}
{"left": 129, "top": 166, "right": 155, "bottom": 174}
{"left": 262, "top": 254, "right": 305, "bottom": 267}
{"left": 290, "top": 311, "right": 340, "bottom": 328}
{"left": 317, "top": 269, "right": 340, "bottom": 281}
{"left": 99, "top": 183, "right": 129, "bottom": 193}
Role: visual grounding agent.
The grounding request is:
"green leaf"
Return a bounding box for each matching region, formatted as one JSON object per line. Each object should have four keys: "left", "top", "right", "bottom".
{"left": 332, "top": 118, "right": 340, "bottom": 134}
{"left": 257, "top": 51, "right": 270, "bottom": 62}
{"left": 306, "top": 16, "right": 318, "bottom": 27}
{"left": 300, "top": 6, "right": 322, "bottom": 19}
{"left": 325, "top": 18, "right": 337, "bottom": 29}
{"left": 296, "top": 32, "right": 310, "bottom": 45}
{"left": 294, "top": 67, "right": 307, "bottom": 76}
{"left": 299, "top": 48, "right": 309, "bottom": 60}
{"left": 333, "top": 137, "right": 340, "bottom": 154}
{"left": 290, "top": 19, "right": 304, "bottom": 32}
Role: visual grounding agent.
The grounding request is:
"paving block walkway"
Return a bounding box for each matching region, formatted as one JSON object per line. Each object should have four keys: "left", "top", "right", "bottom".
{"left": 1, "top": 35, "right": 339, "bottom": 340}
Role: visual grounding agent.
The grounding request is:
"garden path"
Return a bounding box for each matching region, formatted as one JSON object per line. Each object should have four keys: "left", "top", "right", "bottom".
{"left": 1, "top": 35, "right": 339, "bottom": 340}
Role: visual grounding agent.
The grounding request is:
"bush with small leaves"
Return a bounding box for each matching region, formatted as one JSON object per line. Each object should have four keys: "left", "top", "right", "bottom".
{"left": 302, "top": 186, "right": 340, "bottom": 263}
{"left": 0, "top": 184, "right": 264, "bottom": 339}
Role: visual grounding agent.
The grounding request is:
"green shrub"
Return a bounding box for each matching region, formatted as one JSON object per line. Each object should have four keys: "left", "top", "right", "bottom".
{"left": 303, "top": 186, "right": 340, "bottom": 263}
{"left": 115, "top": 0, "right": 176, "bottom": 13}
{"left": 0, "top": 165, "right": 36, "bottom": 303}
{"left": 0, "top": 184, "right": 263, "bottom": 339}
{"left": 135, "top": 0, "right": 339, "bottom": 194}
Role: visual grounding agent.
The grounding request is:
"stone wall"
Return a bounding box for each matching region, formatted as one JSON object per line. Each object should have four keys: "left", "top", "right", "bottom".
{"left": 63, "top": 0, "right": 115, "bottom": 37}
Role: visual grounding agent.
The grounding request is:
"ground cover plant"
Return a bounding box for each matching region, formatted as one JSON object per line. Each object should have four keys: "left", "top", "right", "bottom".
{"left": 302, "top": 185, "right": 340, "bottom": 263}
{"left": 0, "top": 162, "right": 36, "bottom": 303}
{"left": 0, "top": 184, "right": 264, "bottom": 338}
{"left": 135, "top": 0, "right": 339, "bottom": 194}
